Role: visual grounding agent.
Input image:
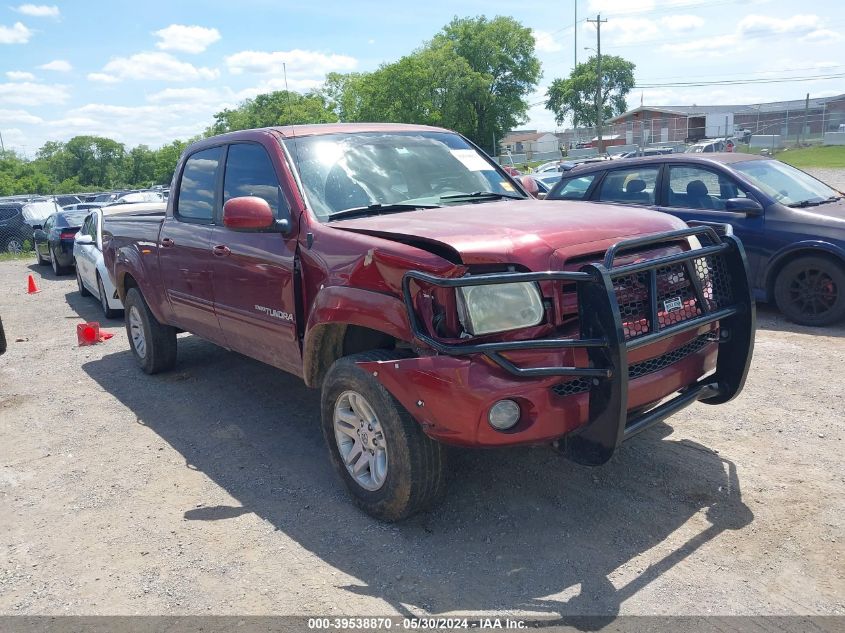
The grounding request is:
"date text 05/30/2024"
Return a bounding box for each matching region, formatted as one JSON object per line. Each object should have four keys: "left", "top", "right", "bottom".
{"left": 307, "top": 617, "right": 527, "bottom": 630}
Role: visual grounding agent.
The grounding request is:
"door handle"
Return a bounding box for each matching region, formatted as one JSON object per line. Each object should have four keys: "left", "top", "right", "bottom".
{"left": 212, "top": 244, "right": 231, "bottom": 257}
{"left": 161, "top": 237, "right": 175, "bottom": 248}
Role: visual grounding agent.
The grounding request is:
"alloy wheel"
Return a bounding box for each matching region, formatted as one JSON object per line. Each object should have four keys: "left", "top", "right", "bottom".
{"left": 332, "top": 390, "right": 388, "bottom": 491}
{"left": 786, "top": 266, "right": 838, "bottom": 318}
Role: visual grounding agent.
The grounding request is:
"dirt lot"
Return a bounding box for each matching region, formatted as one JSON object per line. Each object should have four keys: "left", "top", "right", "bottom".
{"left": 0, "top": 257, "right": 843, "bottom": 617}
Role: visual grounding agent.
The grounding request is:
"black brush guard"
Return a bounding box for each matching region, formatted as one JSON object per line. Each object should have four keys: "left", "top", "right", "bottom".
{"left": 401, "top": 225, "right": 755, "bottom": 465}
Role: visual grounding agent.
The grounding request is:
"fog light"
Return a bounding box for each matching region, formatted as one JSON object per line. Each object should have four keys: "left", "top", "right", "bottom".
{"left": 488, "top": 399, "right": 521, "bottom": 430}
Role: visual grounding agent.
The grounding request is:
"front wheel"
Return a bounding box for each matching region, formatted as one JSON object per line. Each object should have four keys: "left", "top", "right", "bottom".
{"left": 774, "top": 256, "right": 845, "bottom": 326}
{"left": 123, "top": 287, "right": 177, "bottom": 374}
{"left": 75, "top": 263, "right": 91, "bottom": 297}
{"left": 320, "top": 351, "right": 448, "bottom": 521}
{"left": 50, "top": 246, "right": 69, "bottom": 276}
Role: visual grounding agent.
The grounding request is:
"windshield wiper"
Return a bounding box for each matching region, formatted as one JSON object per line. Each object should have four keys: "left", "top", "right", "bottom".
{"left": 787, "top": 199, "right": 822, "bottom": 208}
{"left": 326, "top": 203, "right": 441, "bottom": 222}
{"left": 439, "top": 191, "right": 525, "bottom": 202}
{"left": 817, "top": 195, "right": 845, "bottom": 205}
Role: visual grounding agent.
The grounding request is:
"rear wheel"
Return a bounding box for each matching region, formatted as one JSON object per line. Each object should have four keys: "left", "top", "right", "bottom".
{"left": 774, "top": 255, "right": 845, "bottom": 326}
{"left": 98, "top": 274, "right": 119, "bottom": 319}
{"left": 123, "top": 287, "right": 177, "bottom": 374}
{"left": 320, "top": 350, "right": 448, "bottom": 521}
{"left": 35, "top": 245, "right": 47, "bottom": 266}
{"left": 4, "top": 236, "right": 24, "bottom": 254}
{"left": 50, "top": 246, "right": 69, "bottom": 275}
{"left": 75, "top": 262, "right": 91, "bottom": 297}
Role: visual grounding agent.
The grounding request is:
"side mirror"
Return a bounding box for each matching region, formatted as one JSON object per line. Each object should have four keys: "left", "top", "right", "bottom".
{"left": 31, "top": 224, "right": 42, "bottom": 230}
{"left": 33, "top": 229, "right": 47, "bottom": 240}
{"left": 76, "top": 234, "right": 94, "bottom": 245}
{"left": 519, "top": 175, "right": 540, "bottom": 198}
{"left": 223, "top": 196, "right": 282, "bottom": 231}
{"left": 725, "top": 197, "right": 763, "bottom": 215}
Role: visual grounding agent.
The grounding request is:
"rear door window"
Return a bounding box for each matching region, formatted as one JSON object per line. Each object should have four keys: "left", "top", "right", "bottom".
{"left": 596, "top": 167, "right": 660, "bottom": 205}
{"left": 553, "top": 174, "right": 596, "bottom": 200}
{"left": 666, "top": 165, "right": 750, "bottom": 210}
{"left": 177, "top": 147, "right": 223, "bottom": 223}
{"left": 223, "top": 143, "right": 288, "bottom": 219}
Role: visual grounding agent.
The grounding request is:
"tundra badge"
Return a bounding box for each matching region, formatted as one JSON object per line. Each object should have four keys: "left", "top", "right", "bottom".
{"left": 255, "top": 305, "right": 294, "bottom": 322}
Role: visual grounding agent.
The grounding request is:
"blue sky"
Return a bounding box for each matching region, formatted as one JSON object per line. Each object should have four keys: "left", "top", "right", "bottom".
{"left": 1, "top": 0, "right": 843, "bottom": 155}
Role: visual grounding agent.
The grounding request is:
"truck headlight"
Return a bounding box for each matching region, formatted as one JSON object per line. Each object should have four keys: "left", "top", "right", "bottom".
{"left": 456, "top": 282, "right": 544, "bottom": 336}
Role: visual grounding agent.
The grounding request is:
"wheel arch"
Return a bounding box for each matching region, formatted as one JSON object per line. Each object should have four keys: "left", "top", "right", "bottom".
{"left": 302, "top": 286, "right": 414, "bottom": 388}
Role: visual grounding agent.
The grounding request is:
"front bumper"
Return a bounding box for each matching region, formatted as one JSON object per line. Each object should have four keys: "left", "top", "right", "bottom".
{"left": 359, "top": 225, "right": 755, "bottom": 465}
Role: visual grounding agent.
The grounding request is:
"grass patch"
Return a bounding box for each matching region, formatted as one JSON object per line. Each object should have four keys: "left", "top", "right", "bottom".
{"left": 774, "top": 146, "right": 845, "bottom": 169}
{"left": 0, "top": 251, "right": 34, "bottom": 262}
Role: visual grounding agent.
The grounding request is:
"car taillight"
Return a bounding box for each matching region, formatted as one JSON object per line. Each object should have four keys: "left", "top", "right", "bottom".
{"left": 60, "top": 231, "right": 77, "bottom": 240}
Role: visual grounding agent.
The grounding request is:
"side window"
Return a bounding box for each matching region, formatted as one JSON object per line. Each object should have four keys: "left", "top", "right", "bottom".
{"left": 597, "top": 167, "right": 660, "bottom": 205}
{"left": 554, "top": 174, "right": 596, "bottom": 200}
{"left": 666, "top": 166, "right": 749, "bottom": 211}
{"left": 223, "top": 143, "right": 288, "bottom": 219}
{"left": 87, "top": 215, "right": 98, "bottom": 240}
{"left": 177, "top": 147, "right": 223, "bottom": 223}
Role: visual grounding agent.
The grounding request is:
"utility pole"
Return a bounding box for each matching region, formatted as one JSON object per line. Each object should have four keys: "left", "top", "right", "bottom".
{"left": 574, "top": 1, "right": 577, "bottom": 69}
{"left": 800, "top": 93, "right": 809, "bottom": 145}
{"left": 587, "top": 13, "right": 607, "bottom": 152}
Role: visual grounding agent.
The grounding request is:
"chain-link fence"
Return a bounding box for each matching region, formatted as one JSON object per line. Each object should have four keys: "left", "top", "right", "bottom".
{"left": 0, "top": 202, "right": 36, "bottom": 255}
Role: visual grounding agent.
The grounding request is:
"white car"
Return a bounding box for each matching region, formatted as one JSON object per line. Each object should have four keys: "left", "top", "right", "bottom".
{"left": 73, "top": 202, "right": 166, "bottom": 318}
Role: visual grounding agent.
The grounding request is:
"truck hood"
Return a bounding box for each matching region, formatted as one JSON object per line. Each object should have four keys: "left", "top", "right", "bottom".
{"left": 330, "top": 199, "right": 687, "bottom": 268}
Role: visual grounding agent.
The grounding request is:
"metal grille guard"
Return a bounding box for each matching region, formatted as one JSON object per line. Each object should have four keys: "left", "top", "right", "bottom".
{"left": 401, "top": 224, "right": 756, "bottom": 465}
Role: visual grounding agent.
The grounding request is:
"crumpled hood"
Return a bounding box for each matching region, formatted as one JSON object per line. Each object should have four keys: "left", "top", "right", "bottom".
{"left": 330, "top": 199, "right": 688, "bottom": 269}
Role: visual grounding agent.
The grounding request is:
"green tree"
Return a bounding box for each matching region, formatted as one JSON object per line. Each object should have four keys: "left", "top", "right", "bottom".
{"left": 63, "top": 136, "right": 127, "bottom": 188}
{"left": 207, "top": 90, "right": 338, "bottom": 135}
{"left": 546, "top": 55, "right": 636, "bottom": 127}
{"left": 151, "top": 139, "right": 188, "bottom": 186}
{"left": 126, "top": 145, "right": 157, "bottom": 186}
{"left": 433, "top": 16, "right": 541, "bottom": 152}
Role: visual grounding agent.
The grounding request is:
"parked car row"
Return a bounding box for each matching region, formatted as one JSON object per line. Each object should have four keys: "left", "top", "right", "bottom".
{"left": 541, "top": 153, "right": 845, "bottom": 326}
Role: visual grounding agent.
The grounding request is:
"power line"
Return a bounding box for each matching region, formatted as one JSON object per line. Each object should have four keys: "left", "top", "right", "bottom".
{"left": 636, "top": 72, "right": 845, "bottom": 88}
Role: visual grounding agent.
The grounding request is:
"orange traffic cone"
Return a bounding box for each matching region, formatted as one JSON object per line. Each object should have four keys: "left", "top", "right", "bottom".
{"left": 77, "top": 322, "right": 100, "bottom": 346}
{"left": 77, "top": 322, "right": 114, "bottom": 346}
{"left": 27, "top": 274, "right": 40, "bottom": 294}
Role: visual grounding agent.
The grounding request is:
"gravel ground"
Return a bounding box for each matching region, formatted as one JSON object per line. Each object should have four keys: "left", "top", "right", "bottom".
{"left": 0, "top": 257, "right": 843, "bottom": 617}
{"left": 807, "top": 167, "right": 845, "bottom": 191}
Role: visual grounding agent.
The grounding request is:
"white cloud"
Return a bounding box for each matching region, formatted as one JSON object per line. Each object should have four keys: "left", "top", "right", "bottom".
{"left": 737, "top": 14, "right": 821, "bottom": 37}
{"left": 588, "top": 0, "right": 654, "bottom": 14}
{"left": 89, "top": 52, "right": 220, "bottom": 83}
{"left": 659, "top": 14, "right": 704, "bottom": 32}
{"left": 146, "top": 87, "right": 225, "bottom": 104}
{"left": 154, "top": 24, "right": 221, "bottom": 54}
{"left": 533, "top": 29, "right": 563, "bottom": 53}
{"left": 0, "top": 108, "right": 43, "bottom": 125}
{"left": 225, "top": 49, "right": 357, "bottom": 77}
{"left": 13, "top": 4, "right": 59, "bottom": 18}
{"left": 87, "top": 72, "right": 120, "bottom": 83}
{"left": 39, "top": 59, "right": 72, "bottom": 72}
{"left": 0, "top": 22, "right": 32, "bottom": 44}
{"left": 6, "top": 71, "right": 36, "bottom": 81}
{"left": 0, "top": 81, "right": 69, "bottom": 106}
{"left": 802, "top": 29, "right": 842, "bottom": 43}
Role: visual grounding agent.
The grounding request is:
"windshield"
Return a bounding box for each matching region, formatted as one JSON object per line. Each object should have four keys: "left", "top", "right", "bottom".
{"left": 283, "top": 131, "right": 523, "bottom": 221}
{"left": 732, "top": 159, "right": 840, "bottom": 206}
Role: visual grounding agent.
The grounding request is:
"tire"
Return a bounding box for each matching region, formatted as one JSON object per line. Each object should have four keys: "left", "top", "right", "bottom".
{"left": 320, "top": 350, "right": 448, "bottom": 521}
{"left": 50, "top": 246, "right": 69, "bottom": 276}
{"left": 774, "top": 255, "right": 845, "bottom": 326}
{"left": 4, "top": 236, "right": 24, "bottom": 254}
{"left": 35, "top": 246, "right": 47, "bottom": 266}
{"left": 123, "top": 287, "right": 177, "bottom": 374}
{"left": 97, "top": 274, "right": 119, "bottom": 319}
{"left": 75, "top": 263, "right": 91, "bottom": 297}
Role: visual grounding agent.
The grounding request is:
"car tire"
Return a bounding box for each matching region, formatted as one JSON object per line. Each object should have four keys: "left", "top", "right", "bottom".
{"left": 774, "top": 255, "right": 845, "bottom": 326}
{"left": 97, "top": 274, "right": 118, "bottom": 319}
{"left": 320, "top": 350, "right": 448, "bottom": 522}
{"left": 35, "top": 246, "right": 47, "bottom": 266}
{"left": 75, "top": 262, "right": 91, "bottom": 297}
{"left": 50, "top": 246, "right": 69, "bottom": 276}
{"left": 123, "top": 287, "right": 177, "bottom": 374}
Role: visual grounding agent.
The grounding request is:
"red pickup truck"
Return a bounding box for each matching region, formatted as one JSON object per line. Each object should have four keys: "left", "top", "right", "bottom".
{"left": 104, "top": 123, "right": 754, "bottom": 521}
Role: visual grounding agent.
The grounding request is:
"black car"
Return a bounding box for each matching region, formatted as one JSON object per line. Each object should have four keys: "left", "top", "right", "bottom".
{"left": 0, "top": 199, "right": 61, "bottom": 253}
{"left": 547, "top": 153, "right": 845, "bottom": 326}
{"left": 33, "top": 210, "right": 89, "bottom": 275}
